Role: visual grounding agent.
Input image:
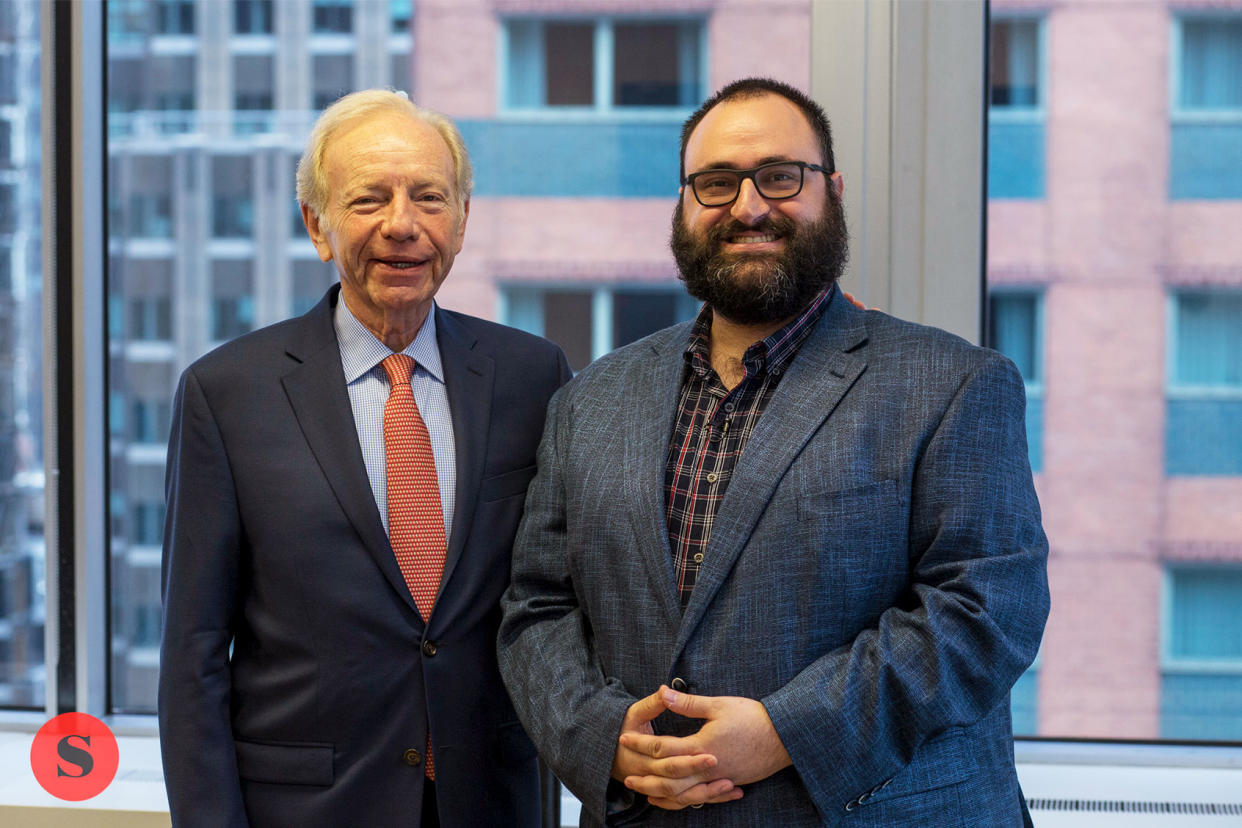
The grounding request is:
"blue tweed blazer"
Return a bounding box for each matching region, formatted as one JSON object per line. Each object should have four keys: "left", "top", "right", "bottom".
{"left": 499, "top": 289, "right": 1049, "bottom": 827}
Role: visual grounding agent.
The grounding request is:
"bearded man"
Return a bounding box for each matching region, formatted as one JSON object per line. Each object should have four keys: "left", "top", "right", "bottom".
{"left": 498, "top": 77, "right": 1049, "bottom": 827}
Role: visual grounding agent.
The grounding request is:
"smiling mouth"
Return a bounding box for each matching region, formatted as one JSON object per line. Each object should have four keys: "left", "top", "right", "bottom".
{"left": 727, "top": 233, "right": 779, "bottom": 245}
{"left": 377, "top": 258, "right": 428, "bottom": 269}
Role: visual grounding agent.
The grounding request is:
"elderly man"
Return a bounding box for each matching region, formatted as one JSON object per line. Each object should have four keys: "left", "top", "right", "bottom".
{"left": 159, "top": 90, "right": 569, "bottom": 827}
{"left": 499, "top": 77, "right": 1049, "bottom": 826}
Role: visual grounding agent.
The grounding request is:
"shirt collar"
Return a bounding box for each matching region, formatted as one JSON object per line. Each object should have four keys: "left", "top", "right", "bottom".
{"left": 683, "top": 285, "right": 835, "bottom": 379}
{"left": 334, "top": 294, "right": 445, "bottom": 384}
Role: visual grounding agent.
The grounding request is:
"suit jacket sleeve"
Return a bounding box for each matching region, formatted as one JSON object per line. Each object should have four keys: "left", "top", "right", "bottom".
{"left": 159, "top": 366, "right": 250, "bottom": 827}
{"left": 498, "top": 387, "right": 638, "bottom": 824}
{"left": 762, "top": 351, "right": 1050, "bottom": 815}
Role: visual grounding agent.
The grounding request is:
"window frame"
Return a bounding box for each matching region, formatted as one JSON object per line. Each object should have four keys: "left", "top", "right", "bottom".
{"left": 497, "top": 14, "right": 707, "bottom": 121}
{"left": 6, "top": 0, "right": 1242, "bottom": 803}
{"left": 1170, "top": 12, "right": 1242, "bottom": 123}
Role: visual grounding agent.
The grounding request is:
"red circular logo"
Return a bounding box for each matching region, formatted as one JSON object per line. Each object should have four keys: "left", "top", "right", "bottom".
{"left": 29, "top": 713, "right": 120, "bottom": 801}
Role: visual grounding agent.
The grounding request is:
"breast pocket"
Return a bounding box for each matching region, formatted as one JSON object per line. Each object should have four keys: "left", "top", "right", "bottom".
{"left": 479, "top": 465, "right": 537, "bottom": 503}
{"left": 794, "top": 478, "right": 907, "bottom": 559}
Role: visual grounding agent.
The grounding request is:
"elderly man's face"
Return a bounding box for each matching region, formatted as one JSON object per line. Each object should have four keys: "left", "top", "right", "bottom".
{"left": 672, "top": 93, "right": 847, "bottom": 327}
{"left": 304, "top": 111, "right": 467, "bottom": 341}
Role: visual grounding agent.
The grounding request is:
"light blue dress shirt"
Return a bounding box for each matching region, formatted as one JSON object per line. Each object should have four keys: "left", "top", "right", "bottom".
{"left": 334, "top": 296, "right": 456, "bottom": 543}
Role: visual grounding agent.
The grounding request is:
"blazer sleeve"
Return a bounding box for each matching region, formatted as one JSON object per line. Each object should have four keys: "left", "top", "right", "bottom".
{"left": 761, "top": 352, "right": 1050, "bottom": 817}
{"left": 158, "top": 366, "right": 249, "bottom": 827}
{"left": 498, "top": 388, "right": 638, "bottom": 825}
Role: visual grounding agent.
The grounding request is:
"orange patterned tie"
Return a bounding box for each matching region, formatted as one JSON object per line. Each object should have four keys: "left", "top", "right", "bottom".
{"left": 381, "top": 353, "right": 446, "bottom": 779}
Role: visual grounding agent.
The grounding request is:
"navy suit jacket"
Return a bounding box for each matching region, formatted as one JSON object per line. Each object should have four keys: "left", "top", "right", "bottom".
{"left": 499, "top": 289, "right": 1049, "bottom": 827}
{"left": 159, "top": 285, "right": 570, "bottom": 827}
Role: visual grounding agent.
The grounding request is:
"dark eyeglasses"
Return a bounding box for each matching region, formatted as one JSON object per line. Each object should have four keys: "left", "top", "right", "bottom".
{"left": 682, "top": 160, "right": 830, "bottom": 207}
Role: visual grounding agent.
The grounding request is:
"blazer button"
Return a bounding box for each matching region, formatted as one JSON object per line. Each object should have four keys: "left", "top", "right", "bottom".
{"left": 670, "top": 677, "right": 688, "bottom": 692}
{"left": 403, "top": 748, "right": 423, "bottom": 767}
{"left": 422, "top": 639, "right": 437, "bottom": 657}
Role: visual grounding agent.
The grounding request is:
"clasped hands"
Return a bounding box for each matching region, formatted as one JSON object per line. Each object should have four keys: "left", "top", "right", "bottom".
{"left": 609, "top": 685, "right": 792, "bottom": 811}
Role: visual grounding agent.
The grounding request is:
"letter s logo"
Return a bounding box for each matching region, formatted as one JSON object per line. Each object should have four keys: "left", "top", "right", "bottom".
{"left": 31, "top": 713, "right": 118, "bottom": 800}
{"left": 56, "top": 734, "right": 94, "bottom": 778}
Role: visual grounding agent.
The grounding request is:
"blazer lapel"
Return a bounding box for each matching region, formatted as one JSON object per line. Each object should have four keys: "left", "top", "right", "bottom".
{"left": 280, "top": 288, "right": 419, "bottom": 614}
{"left": 622, "top": 324, "right": 693, "bottom": 630}
{"left": 436, "top": 307, "right": 492, "bottom": 609}
{"left": 676, "top": 293, "right": 870, "bottom": 645}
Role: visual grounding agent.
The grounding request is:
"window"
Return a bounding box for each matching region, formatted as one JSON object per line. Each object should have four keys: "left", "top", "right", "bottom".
{"left": 1171, "top": 15, "right": 1242, "bottom": 198}
{"left": 155, "top": 0, "right": 195, "bottom": 36}
{"left": 502, "top": 285, "right": 699, "bottom": 373}
{"left": 131, "top": 398, "right": 172, "bottom": 444}
{"left": 234, "top": 55, "right": 275, "bottom": 133}
{"left": 1178, "top": 17, "right": 1242, "bottom": 110}
{"left": 128, "top": 296, "right": 173, "bottom": 342}
{"left": 211, "top": 260, "right": 255, "bottom": 341}
{"left": 391, "top": 0, "right": 412, "bottom": 33}
{"left": 1162, "top": 567, "right": 1242, "bottom": 740}
{"left": 503, "top": 18, "right": 704, "bottom": 111}
{"left": 987, "top": 290, "right": 1044, "bottom": 473}
{"left": 1166, "top": 290, "right": 1242, "bottom": 475}
{"left": 988, "top": 15, "right": 1044, "bottom": 198}
{"left": 313, "top": 0, "right": 353, "bottom": 35}
{"left": 213, "top": 156, "right": 255, "bottom": 237}
{"left": 234, "top": 0, "right": 274, "bottom": 35}
{"left": 0, "top": 0, "right": 42, "bottom": 709}
{"left": 293, "top": 259, "right": 336, "bottom": 316}
{"left": 312, "top": 54, "right": 353, "bottom": 111}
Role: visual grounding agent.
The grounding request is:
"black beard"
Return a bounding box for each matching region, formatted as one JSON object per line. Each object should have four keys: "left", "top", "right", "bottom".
{"left": 670, "top": 191, "right": 849, "bottom": 326}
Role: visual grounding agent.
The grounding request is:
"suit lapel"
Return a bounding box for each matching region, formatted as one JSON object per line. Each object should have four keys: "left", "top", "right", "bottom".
{"left": 676, "top": 294, "right": 870, "bottom": 646}
{"left": 436, "top": 308, "right": 492, "bottom": 610}
{"left": 622, "top": 325, "right": 692, "bottom": 629}
{"left": 280, "top": 288, "right": 419, "bottom": 615}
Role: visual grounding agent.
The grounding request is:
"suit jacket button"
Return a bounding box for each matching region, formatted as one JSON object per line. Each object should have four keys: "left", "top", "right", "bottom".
{"left": 670, "top": 677, "right": 688, "bottom": 692}
{"left": 403, "top": 748, "right": 423, "bottom": 766}
{"left": 422, "top": 639, "right": 437, "bottom": 657}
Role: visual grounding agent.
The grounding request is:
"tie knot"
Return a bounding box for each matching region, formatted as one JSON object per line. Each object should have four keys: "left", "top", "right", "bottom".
{"left": 381, "top": 353, "right": 415, "bottom": 386}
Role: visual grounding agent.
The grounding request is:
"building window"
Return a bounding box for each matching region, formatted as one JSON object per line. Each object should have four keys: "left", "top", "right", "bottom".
{"left": 501, "top": 285, "right": 698, "bottom": 373}
{"left": 126, "top": 193, "right": 172, "bottom": 238}
{"left": 312, "top": 0, "right": 353, "bottom": 35}
{"left": 212, "top": 295, "right": 254, "bottom": 341}
{"left": 1171, "top": 16, "right": 1242, "bottom": 199}
{"left": 154, "top": 0, "right": 195, "bottom": 36}
{"left": 988, "top": 16, "right": 1044, "bottom": 199}
{"left": 987, "top": 290, "right": 1044, "bottom": 473}
{"left": 211, "top": 259, "right": 254, "bottom": 341}
{"left": 131, "top": 501, "right": 166, "bottom": 547}
{"left": 128, "top": 296, "right": 172, "bottom": 342}
{"left": 1162, "top": 566, "right": 1242, "bottom": 740}
{"left": 1178, "top": 17, "right": 1242, "bottom": 110}
{"left": 234, "top": 0, "right": 274, "bottom": 36}
{"left": 391, "top": 0, "right": 412, "bottom": 33}
{"left": 292, "top": 259, "right": 336, "bottom": 317}
{"left": 131, "top": 399, "right": 171, "bottom": 444}
{"left": 312, "top": 54, "right": 353, "bottom": 111}
{"left": 1166, "top": 290, "right": 1242, "bottom": 475}
{"left": 503, "top": 18, "right": 704, "bottom": 111}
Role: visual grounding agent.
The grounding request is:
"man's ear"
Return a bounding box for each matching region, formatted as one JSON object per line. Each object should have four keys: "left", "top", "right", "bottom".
{"left": 301, "top": 202, "right": 334, "bottom": 263}
{"left": 454, "top": 199, "right": 470, "bottom": 254}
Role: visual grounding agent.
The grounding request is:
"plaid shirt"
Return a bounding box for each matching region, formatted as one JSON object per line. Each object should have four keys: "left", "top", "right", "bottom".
{"left": 665, "top": 287, "right": 834, "bottom": 609}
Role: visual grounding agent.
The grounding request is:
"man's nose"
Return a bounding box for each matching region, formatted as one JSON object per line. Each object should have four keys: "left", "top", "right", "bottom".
{"left": 382, "top": 196, "right": 419, "bottom": 239}
{"left": 730, "top": 178, "right": 770, "bottom": 225}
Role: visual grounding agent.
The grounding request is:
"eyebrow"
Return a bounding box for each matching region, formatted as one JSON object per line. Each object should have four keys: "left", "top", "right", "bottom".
{"left": 690, "top": 155, "right": 799, "bottom": 173}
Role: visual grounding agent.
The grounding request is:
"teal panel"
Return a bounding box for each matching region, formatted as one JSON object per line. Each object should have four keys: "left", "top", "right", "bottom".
{"left": 1011, "top": 668, "right": 1038, "bottom": 736}
{"left": 1166, "top": 398, "right": 1242, "bottom": 475}
{"left": 1170, "top": 122, "right": 1242, "bottom": 199}
{"left": 1161, "top": 673, "right": 1242, "bottom": 741}
{"left": 1026, "top": 394, "right": 1044, "bottom": 474}
{"left": 457, "top": 120, "right": 682, "bottom": 198}
{"left": 988, "top": 120, "right": 1045, "bottom": 199}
